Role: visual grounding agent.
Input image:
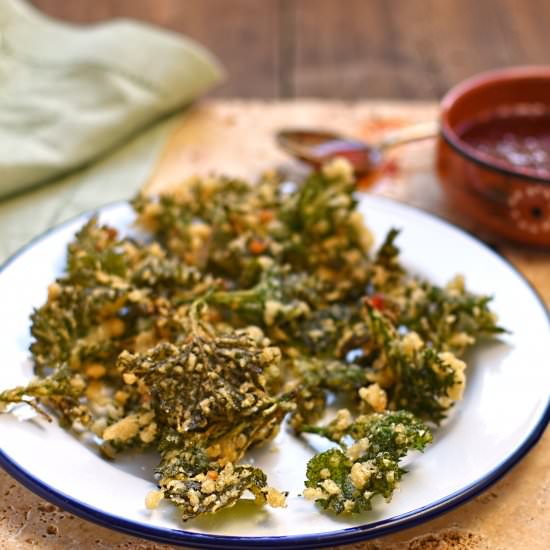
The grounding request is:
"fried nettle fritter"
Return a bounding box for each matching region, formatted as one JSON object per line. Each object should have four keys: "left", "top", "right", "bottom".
{"left": 115, "top": 305, "right": 291, "bottom": 518}
{"left": 302, "top": 410, "right": 432, "bottom": 513}
{"left": 0, "top": 159, "right": 504, "bottom": 521}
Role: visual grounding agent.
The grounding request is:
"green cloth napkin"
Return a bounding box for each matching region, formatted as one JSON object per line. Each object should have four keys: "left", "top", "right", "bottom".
{"left": 0, "top": 0, "right": 222, "bottom": 263}
{"left": 0, "top": 113, "right": 184, "bottom": 262}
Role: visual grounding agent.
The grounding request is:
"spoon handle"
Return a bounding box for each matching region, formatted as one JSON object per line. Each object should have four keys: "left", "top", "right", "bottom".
{"left": 377, "top": 120, "right": 439, "bottom": 151}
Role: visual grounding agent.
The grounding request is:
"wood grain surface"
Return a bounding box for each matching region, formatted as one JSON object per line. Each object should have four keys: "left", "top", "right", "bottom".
{"left": 30, "top": 0, "right": 550, "bottom": 99}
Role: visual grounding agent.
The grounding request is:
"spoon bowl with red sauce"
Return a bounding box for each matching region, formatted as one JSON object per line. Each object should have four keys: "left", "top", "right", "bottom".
{"left": 437, "top": 66, "right": 550, "bottom": 247}
{"left": 276, "top": 121, "right": 438, "bottom": 184}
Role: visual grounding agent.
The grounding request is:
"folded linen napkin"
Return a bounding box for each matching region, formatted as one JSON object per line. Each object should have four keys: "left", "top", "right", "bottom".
{"left": 0, "top": 0, "right": 223, "bottom": 198}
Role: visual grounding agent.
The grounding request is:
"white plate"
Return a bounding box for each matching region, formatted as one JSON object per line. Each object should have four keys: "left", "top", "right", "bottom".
{"left": 1, "top": 195, "right": 549, "bottom": 549}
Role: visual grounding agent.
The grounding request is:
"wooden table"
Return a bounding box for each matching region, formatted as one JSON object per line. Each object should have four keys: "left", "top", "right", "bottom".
{"left": 30, "top": 0, "right": 550, "bottom": 100}
{"left": 1, "top": 99, "right": 549, "bottom": 549}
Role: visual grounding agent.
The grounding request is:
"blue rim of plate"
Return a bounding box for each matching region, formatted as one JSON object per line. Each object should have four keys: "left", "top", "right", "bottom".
{"left": 0, "top": 195, "right": 549, "bottom": 549}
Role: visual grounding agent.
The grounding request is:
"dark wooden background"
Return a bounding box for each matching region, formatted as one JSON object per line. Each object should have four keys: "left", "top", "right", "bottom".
{"left": 31, "top": 0, "right": 550, "bottom": 99}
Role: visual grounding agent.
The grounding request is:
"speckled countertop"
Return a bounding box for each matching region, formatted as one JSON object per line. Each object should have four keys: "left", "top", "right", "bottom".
{"left": 1, "top": 101, "right": 549, "bottom": 550}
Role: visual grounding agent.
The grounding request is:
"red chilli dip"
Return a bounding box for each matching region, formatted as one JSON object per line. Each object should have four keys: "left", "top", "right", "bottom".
{"left": 457, "top": 104, "right": 550, "bottom": 179}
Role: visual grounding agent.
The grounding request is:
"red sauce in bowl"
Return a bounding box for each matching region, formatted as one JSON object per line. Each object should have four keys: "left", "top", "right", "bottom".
{"left": 458, "top": 106, "right": 550, "bottom": 178}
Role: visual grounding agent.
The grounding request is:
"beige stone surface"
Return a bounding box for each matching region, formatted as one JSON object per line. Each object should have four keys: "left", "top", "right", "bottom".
{"left": 1, "top": 100, "right": 549, "bottom": 549}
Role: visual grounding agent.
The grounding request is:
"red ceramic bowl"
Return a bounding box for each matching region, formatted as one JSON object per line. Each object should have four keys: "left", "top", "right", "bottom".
{"left": 437, "top": 66, "right": 550, "bottom": 247}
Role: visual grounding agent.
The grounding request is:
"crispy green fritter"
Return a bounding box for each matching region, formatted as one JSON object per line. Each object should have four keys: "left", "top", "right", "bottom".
{"left": 367, "top": 228, "right": 505, "bottom": 354}
{"left": 0, "top": 365, "right": 87, "bottom": 426}
{"left": 160, "top": 459, "right": 270, "bottom": 521}
{"left": 116, "top": 310, "right": 287, "bottom": 443}
{"left": 303, "top": 410, "right": 432, "bottom": 451}
{"left": 113, "top": 306, "right": 291, "bottom": 520}
{"left": 303, "top": 411, "right": 432, "bottom": 514}
{"left": 362, "top": 302, "right": 467, "bottom": 422}
{"left": 155, "top": 428, "right": 287, "bottom": 521}
{"left": 305, "top": 449, "right": 403, "bottom": 514}
{"left": 31, "top": 219, "right": 215, "bottom": 375}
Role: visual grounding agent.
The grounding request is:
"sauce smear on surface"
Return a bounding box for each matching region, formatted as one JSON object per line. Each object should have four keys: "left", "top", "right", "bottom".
{"left": 459, "top": 107, "right": 550, "bottom": 177}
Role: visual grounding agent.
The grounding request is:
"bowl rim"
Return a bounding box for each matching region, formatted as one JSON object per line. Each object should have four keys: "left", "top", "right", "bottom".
{"left": 439, "top": 65, "right": 550, "bottom": 184}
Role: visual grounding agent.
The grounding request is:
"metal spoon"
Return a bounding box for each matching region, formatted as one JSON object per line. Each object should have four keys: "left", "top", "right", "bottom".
{"left": 276, "top": 120, "right": 439, "bottom": 177}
